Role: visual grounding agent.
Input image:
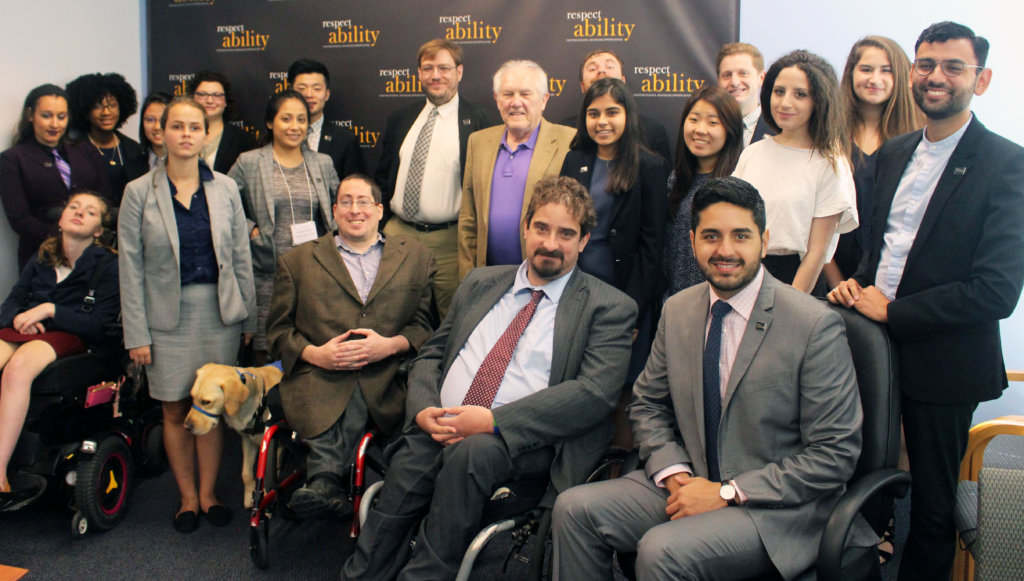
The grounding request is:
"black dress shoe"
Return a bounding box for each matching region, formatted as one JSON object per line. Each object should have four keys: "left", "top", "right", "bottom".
{"left": 289, "top": 473, "right": 346, "bottom": 519}
{"left": 0, "top": 484, "right": 42, "bottom": 512}
{"left": 203, "top": 504, "right": 232, "bottom": 526}
{"left": 173, "top": 509, "right": 199, "bottom": 533}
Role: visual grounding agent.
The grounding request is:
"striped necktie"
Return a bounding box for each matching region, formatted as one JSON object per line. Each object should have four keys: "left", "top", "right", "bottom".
{"left": 52, "top": 149, "right": 72, "bottom": 190}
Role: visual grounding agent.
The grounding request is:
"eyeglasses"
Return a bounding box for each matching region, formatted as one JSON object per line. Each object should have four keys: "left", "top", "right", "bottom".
{"left": 194, "top": 91, "right": 226, "bottom": 100}
{"left": 913, "top": 59, "right": 984, "bottom": 77}
{"left": 419, "top": 65, "right": 456, "bottom": 74}
{"left": 336, "top": 199, "right": 377, "bottom": 209}
{"left": 93, "top": 101, "right": 119, "bottom": 112}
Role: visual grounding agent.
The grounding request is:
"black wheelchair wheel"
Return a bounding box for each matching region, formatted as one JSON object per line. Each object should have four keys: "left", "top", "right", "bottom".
{"left": 74, "top": 436, "right": 133, "bottom": 531}
{"left": 70, "top": 511, "right": 89, "bottom": 539}
{"left": 138, "top": 422, "right": 167, "bottom": 476}
{"left": 249, "top": 518, "right": 271, "bottom": 569}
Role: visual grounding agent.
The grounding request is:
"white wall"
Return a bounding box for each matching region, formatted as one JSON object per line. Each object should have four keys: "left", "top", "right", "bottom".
{"left": 741, "top": 1, "right": 1024, "bottom": 423}
{"left": 0, "top": 0, "right": 144, "bottom": 293}
{"left": 0, "top": 1, "right": 1019, "bottom": 421}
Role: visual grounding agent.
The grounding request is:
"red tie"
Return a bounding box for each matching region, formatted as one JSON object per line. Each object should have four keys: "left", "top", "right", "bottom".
{"left": 461, "top": 290, "right": 545, "bottom": 408}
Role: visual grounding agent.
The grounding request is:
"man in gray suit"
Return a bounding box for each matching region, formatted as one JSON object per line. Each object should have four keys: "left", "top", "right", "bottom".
{"left": 341, "top": 176, "right": 636, "bottom": 580}
{"left": 552, "top": 177, "right": 869, "bottom": 580}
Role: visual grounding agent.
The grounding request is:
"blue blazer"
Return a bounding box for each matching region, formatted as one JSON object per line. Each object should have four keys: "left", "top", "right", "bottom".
{"left": 560, "top": 148, "right": 668, "bottom": 322}
{"left": 0, "top": 245, "right": 119, "bottom": 345}
{"left": 117, "top": 164, "right": 256, "bottom": 350}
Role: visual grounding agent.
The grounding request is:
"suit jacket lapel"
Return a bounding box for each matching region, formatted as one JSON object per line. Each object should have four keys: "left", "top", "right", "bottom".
{"left": 152, "top": 169, "right": 181, "bottom": 264}
{"left": 722, "top": 275, "right": 775, "bottom": 411}
{"left": 685, "top": 285, "right": 712, "bottom": 450}
{"left": 312, "top": 234, "right": 362, "bottom": 304}
{"left": 457, "top": 99, "right": 474, "bottom": 172}
{"left": 866, "top": 132, "right": 920, "bottom": 278}
{"left": 550, "top": 270, "right": 586, "bottom": 385}
{"left": 903, "top": 118, "right": 983, "bottom": 270}
{"left": 476, "top": 130, "right": 502, "bottom": 231}
{"left": 522, "top": 120, "right": 557, "bottom": 223}
{"left": 365, "top": 238, "right": 407, "bottom": 305}
{"left": 442, "top": 269, "right": 514, "bottom": 378}
{"left": 258, "top": 148, "right": 276, "bottom": 227}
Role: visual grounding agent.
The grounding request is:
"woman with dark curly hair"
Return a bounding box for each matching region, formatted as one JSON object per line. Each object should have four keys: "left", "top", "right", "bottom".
{"left": 65, "top": 72, "right": 146, "bottom": 200}
{"left": 1, "top": 84, "right": 112, "bottom": 269}
{"left": 187, "top": 70, "right": 254, "bottom": 174}
{"left": 733, "top": 50, "right": 857, "bottom": 295}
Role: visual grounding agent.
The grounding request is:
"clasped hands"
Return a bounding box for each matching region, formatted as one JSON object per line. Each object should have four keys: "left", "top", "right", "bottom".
{"left": 415, "top": 405, "right": 494, "bottom": 446}
{"left": 305, "top": 329, "right": 407, "bottom": 371}
{"left": 663, "top": 473, "right": 727, "bottom": 519}
{"left": 827, "top": 278, "right": 890, "bottom": 323}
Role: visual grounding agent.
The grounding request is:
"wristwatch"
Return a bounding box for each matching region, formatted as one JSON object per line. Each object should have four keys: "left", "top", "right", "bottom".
{"left": 719, "top": 481, "right": 739, "bottom": 506}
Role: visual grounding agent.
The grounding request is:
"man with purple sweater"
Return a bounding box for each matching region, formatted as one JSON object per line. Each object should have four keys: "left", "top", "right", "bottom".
{"left": 457, "top": 60, "right": 575, "bottom": 280}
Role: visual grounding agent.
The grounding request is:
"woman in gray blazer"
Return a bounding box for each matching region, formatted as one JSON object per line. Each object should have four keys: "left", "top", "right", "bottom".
{"left": 228, "top": 90, "right": 339, "bottom": 363}
{"left": 118, "top": 97, "right": 256, "bottom": 533}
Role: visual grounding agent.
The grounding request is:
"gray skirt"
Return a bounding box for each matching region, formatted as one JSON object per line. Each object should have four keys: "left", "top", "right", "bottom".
{"left": 147, "top": 283, "right": 241, "bottom": 402}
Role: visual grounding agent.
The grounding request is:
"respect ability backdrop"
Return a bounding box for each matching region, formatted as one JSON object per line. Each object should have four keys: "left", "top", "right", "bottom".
{"left": 148, "top": 0, "right": 738, "bottom": 169}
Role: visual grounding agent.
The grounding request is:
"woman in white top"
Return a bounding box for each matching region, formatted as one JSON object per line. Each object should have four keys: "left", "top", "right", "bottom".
{"left": 733, "top": 50, "right": 857, "bottom": 294}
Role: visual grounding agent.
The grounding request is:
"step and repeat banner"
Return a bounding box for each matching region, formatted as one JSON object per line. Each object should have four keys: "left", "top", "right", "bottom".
{"left": 148, "top": 0, "right": 738, "bottom": 169}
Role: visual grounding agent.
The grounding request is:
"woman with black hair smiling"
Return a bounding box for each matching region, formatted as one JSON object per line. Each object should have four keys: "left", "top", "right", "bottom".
{"left": 65, "top": 72, "right": 145, "bottom": 200}
{"left": 1, "top": 84, "right": 111, "bottom": 269}
{"left": 187, "top": 70, "right": 254, "bottom": 174}
{"left": 228, "top": 90, "right": 339, "bottom": 363}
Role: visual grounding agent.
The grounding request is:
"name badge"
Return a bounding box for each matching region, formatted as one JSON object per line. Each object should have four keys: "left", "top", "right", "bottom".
{"left": 291, "top": 221, "right": 318, "bottom": 246}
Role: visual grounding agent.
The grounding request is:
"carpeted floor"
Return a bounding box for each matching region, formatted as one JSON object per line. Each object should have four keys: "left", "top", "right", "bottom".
{"left": 0, "top": 428, "right": 908, "bottom": 580}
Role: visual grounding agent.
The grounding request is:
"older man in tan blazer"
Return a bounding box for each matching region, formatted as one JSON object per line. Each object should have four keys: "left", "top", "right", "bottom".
{"left": 458, "top": 59, "right": 575, "bottom": 280}
{"left": 267, "top": 174, "right": 435, "bottom": 518}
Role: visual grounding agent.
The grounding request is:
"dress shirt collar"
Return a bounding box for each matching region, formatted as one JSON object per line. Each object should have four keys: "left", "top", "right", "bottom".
{"left": 430, "top": 93, "right": 460, "bottom": 120}
{"left": 921, "top": 112, "right": 972, "bottom": 151}
{"left": 335, "top": 231, "right": 385, "bottom": 255}
{"left": 708, "top": 265, "right": 764, "bottom": 322}
{"left": 501, "top": 123, "right": 541, "bottom": 153}
{"left": 512, "top": 261, "right": 573, "bottom": 305}
{"left": 309, "top": 115, "right": 324, "bottom": 135}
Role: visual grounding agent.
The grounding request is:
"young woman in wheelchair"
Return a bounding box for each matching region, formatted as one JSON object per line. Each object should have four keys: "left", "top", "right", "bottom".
{"left": 0, "top": 191, "right": 119, "bottom": 508}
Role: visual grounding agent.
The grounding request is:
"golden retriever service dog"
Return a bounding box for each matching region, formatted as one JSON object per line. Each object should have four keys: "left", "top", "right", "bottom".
{"left": 184, "top": 363, "right": 284, "bottom": 508}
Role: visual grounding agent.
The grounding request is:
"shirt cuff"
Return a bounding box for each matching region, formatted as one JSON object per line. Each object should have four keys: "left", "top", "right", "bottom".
{"left": 731, "top": 479, "right": 748, "bottom": 504}
{"left": 653, "top": 463, "right": 691, "bottom": 488}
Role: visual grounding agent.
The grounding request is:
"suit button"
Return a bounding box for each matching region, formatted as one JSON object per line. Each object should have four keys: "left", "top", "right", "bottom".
{"left": 362, "top": 311, "right": 368, "bottom": 318}
{"left": 610, "top": 229, "right": 618, "bottom": 237}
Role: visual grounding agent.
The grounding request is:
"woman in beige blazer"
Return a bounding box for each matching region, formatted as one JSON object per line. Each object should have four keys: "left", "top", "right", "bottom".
{"left": 118, "top": 98, "right": 255, "bottom": 533}
{"left": 228, "top": 90, "right": 339, "bottom": 362}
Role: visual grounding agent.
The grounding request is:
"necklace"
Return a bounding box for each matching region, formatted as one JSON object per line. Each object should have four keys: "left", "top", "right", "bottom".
{"left": 89, "top": 133, "right": 123, "bottom": 167}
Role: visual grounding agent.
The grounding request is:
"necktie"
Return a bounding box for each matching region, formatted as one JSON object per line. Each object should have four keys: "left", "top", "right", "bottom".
{"left": 703, "top": 300, "right": 732, "bottom": 481}
{"left": 462, "top": 289, "right": 545, "bottom": 408}
{"left": 402, "top": 107, "right": 439, "bottom": 219}
{"left": 53, "top": 149, "right": 72, "bottom": 190}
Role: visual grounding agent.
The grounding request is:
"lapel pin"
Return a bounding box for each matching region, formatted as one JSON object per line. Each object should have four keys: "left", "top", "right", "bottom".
{"left": 463, "top": 119, "right": 471, "bottom": 125}
{"left": 755, "top": 322, "right": 766, "bottom": 331}
{"left": 580, "top": 166, "right": 589, "bottom": 173}
{"left": 323, "top": 134, "right": 332, "bottom": 141}
{"left": 954, "top": 166, "right": 967, "bottom": 175}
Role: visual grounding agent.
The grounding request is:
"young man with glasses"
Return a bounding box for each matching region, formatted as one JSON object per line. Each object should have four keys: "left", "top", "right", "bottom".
{"left": 374, "top": 39, "right": 496, "bottom": 318}
{"left": 830, "top": 21, "right": 1024, "bottom": 581}
{"left": 267, "top": 174, "right": 435, "bottom": 518}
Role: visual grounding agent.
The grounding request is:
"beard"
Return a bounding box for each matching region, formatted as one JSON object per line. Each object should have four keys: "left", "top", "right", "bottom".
{"left": 912, "top": 79, "right": 974, "bottom": 121}
{"left": 530, "top": 248, "right": 565, "bottom": 280}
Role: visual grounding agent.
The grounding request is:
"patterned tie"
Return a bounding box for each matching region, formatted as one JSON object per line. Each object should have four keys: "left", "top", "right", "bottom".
{"left": 402, "top": 107, "right": 439, "bottom": 219}
{"left": 52, "top": 149, "right": 72, "bottom": 190}
{"left": 462, "top": 289, "right": 545, "bottom": 408}
{"left": 703, "top": 300, "right": 732, "bottom": 481}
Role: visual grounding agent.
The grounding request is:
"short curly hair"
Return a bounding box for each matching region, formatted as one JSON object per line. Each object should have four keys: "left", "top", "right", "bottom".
{"left": 65, "top": 72, "right": 138, "bottom": 135}
{"left": 186, "top": 70, "right": 239, "bottom": 121}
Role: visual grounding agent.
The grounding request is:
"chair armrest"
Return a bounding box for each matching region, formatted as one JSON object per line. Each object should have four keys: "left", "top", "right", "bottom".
{"left": 817, "top": 468, "right": 911, "bottom": 581}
